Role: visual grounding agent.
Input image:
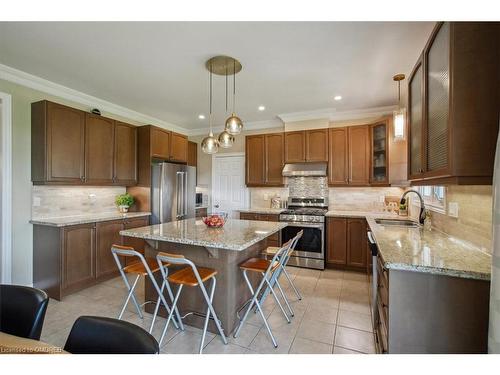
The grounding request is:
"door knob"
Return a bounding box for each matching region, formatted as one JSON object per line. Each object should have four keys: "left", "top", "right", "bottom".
{"left": 214, "top": 204, "right": 219, "bottom": 208}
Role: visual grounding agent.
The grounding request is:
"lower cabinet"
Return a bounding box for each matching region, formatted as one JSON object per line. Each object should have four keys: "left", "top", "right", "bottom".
{"left": 122, "top": 217, "right": 150, "bottom": 266}
{"left": 326, "top": 217, "right": 367, "bottom": 270}
{"left": 33, "top": 215, "right": 150, "bottom": 300}
{"left": 239, "top": 212, "right": 280, "bottom": 247}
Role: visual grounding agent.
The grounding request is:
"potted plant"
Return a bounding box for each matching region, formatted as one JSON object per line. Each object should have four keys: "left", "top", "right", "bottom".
{"left": 115, "top": 193, "right": 134, "bottom": 213}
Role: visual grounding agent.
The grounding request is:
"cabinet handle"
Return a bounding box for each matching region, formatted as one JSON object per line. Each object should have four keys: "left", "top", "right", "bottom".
{"left": 80, "top": 176, "right": 85, "bottom": 182}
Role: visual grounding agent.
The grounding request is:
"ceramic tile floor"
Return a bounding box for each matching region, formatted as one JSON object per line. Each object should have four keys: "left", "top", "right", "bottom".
{"left": 41, "top": 267, "right": 375, "bottom": 354}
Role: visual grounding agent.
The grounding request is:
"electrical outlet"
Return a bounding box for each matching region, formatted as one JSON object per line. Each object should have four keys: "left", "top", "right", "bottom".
{"left": 88, "top": 193, "right": 97, "bottom": 205}
{"left": 448, "top": 202, "right": 459, "bottom": 218}
{"left": 379, "top": 196, "right": 385, "bottom": 203}
{"left": 33, "top": 196, "right": 41, "bottom": 207}
{"left": 263, "top": 194, "right": 269, "bottom": 200}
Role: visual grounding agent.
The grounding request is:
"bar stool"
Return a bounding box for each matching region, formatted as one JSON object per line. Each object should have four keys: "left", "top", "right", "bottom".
{"left": 233, "top": 240, "right": 294, "bottom": 348}
{"left": 262, "top": 230, "right": 304, "bottom": 302}
{"left": 111, "top": 244, "right": 182, "bottom": 333}
{"left": 155, "top": 252, "right": 228, "bottom": 354}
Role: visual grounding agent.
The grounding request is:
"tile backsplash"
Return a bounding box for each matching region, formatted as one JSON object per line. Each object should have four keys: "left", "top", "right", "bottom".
{"left": 329, "top": 187, "right": 405, "bottom": 211}
{"left": 288, "top": 177, "right": 328, "bottom": 198}
{"left": 32, "top": 186, "right": 126, "bottom": 219}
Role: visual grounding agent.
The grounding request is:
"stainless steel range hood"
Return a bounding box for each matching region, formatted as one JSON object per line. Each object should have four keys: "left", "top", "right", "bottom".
{"left": 282, "top": 163, "right": 327, "bottom": 177}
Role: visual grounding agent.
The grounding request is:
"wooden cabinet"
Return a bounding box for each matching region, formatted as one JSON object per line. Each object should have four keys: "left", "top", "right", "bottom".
{"left": 32, "top": 100, "right": 137, "bottom": 186}
{"left": 61, "top": 223, "right": 96, "bottom": 295}
{"left": 305, "top": 129, "right": 329, "bottom": 162}
{"left": 328, "top": 128, "right": 348, "bottom": 186}
{"left": 326, "top": 217, "right": 367, "bottom": 270}
{"left": 245, "top": 135, "right": 265, "bottom": 186}
{"left": 32, "top": 101, "right": 85, "bottom": 184}
{"left": 114, "top": 122, "right": 138, "bottom": 185}
{"left": 96, "top": 220, "right": 123, "bottom": 280}
{"left": 151, "top": 127, "right": 170, "bottom": 159}
{"left": 346, "top": 218, "right": 367, "bottom": 268}
{"left": 348, "top": 125, "right": 370, "bottom": 186}
{"left": 33, "top": 215, "right": 150, "bottom": 300}
{"left": 195, "top": 207, "right": 208, "bottom": 218}
{"left": 246, "top": 133, "right": 284, "bottom": 187}
{"left": 265, "top": 133, "right": 285, "bottom": 185}
{"left": 370, "top": 121, "right": 390, "bottom": 185}
{"left": 407, "top": 22, "right": 500, "bottom": 185}
{"left": 85, "top": 114, "right": 115, "bottom": 184}
{"left": 170, "top": 132, "right": 188, "bottom": 163}
{"left": 284, "top": 131, "right": 306, "bottom": 163}
{"left": 188, "top": 141, "right": 197, "bottom": 167}
{"left": 285, "top": 129, "right": 328, "bottom": 163}
{"left": 326, "top": 217, "right": 347, "bottom": 265}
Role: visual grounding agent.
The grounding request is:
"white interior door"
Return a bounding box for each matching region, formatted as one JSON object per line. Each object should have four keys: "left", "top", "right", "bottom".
{"left": 212, "top": 154, "right": 248, "bottom": 218}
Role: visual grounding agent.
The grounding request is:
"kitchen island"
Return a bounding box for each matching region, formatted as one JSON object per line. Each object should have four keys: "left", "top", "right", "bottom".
{"left": 120, "top": 218, "right": 287, "bottom": 334}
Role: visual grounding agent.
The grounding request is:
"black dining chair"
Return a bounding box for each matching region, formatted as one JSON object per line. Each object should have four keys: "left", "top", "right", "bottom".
{"left": 0, "top": 284, "right": 49, "bottom": 340}
{"left": 64, "top": 316, "right": 160, "bottom": 354}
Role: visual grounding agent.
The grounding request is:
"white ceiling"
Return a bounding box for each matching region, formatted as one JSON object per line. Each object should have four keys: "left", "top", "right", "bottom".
{"left": 0, "top": 22, "right": 434, "bottom": 132}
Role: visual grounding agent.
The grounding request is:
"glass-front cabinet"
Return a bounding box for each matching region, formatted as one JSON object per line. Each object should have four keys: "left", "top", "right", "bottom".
{"left": 370, "top": 121, "right": 389, "bottom": 185}
{"left": 408, "top": 55, "right": 424, "bottom": 180}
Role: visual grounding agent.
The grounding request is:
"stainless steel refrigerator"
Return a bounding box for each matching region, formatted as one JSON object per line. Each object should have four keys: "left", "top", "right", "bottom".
{"left": 151, "top": 162, "right": 196, "bottom": 224}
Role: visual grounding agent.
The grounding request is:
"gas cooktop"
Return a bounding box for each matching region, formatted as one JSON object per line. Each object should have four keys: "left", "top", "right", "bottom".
{"left": 281, "top": 207, "right": 328, "bottom": 216}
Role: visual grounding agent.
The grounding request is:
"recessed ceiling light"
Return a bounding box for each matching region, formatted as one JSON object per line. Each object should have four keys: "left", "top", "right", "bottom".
{"left": 198, "top": 114, "right": 205, "bottom": 120}
{"left": 334, "top": 95, "right": 342, "bottom": 101}
{"left": 258, "top": 105, "right": 266, "bottom": 111}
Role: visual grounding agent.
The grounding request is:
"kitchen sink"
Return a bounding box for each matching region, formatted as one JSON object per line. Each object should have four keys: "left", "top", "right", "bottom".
{"left": 374, "top": 218, "right": 420, "bottom": 227}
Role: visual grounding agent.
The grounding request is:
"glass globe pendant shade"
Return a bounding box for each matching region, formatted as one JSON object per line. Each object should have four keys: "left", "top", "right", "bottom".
{"left": 393, "top": 107, "right": 406, "bottom": 141}
{"left": 225, "top": 113, "right": 243, "bottom": 135}
{"left": 218, "top": 130, "right": 235, "bottom": 148}
{"left": 201, "top": 132, "right": 219, "bottom": 154}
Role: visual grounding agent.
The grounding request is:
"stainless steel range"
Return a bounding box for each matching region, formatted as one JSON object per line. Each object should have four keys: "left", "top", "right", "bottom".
{"left": 279, "top": 197, "right": 328, "bottom": 270}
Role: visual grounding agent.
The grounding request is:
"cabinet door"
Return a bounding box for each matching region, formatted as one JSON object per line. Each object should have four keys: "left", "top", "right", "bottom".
{"left": 425, "top": 22, "right": 450, "bottom": 174}
{"left": 122, "top": 217, "right": 150, "bottom": 265}
{"left": 347, "top": 218, "right": 367, "bottom": 268}
{"left": 62, "top": 224, "right": 96, "bottom": 293}
{"left": 328, "top": 128, "right": 349, "bottom": 185}
{"left": 284, "top": 131, "right": 306, "bottom": 163}
{"left": 265, "top": 133, "right": 284, "bottom": 185}
{"left": 96, "top": 220, "right": 124, "bottom": 280}
{"left": 306, "top": 129, "right": 328, "bottom": 162}
{"left": 187, "top": 141, "right": 197, "bottom": 167}
{"left": 85, "top": 114, "right": 115, "bottom": 184}
{"left": 327, "top": 218, "right": 347, "bottom": 265}
{"left": 170, "top": 132, "right": 188, "bottom": 163}
{"left": 370, "top": 122, "right": 389, "bottom": 185}
{"left": 46, "top": 102, "right": 85, "bottom": 183}
{"left": 245, "top": 135, "right": 265, "bottom": 186}
{"left": 114, "top": 122, "right": 137, "bottom": 185}
{"left": 151, "top": 128, "right": 170, "bottom": 159}
{"left": 408, "top": 57, "right": 424, "bottom": 179}
{"left": 348, "top": 125, "right": 370, "bottom": 185}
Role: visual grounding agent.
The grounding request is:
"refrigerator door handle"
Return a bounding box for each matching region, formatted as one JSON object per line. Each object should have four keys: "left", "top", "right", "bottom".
{"left": 159, "top": 164, "right": 165, "bottom": 223}
{"left": 176, "top": 171, "right": 183, "bottom": 219}
{"left": 183, "top": 171, "right": 188, "bottom": 217}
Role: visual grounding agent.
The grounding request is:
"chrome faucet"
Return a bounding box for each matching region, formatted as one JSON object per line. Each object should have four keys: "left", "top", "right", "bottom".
{"left": 400, "top": 189, "right": 427, "bottom": 225}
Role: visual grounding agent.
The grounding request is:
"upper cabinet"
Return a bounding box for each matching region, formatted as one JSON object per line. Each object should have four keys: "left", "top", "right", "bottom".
{"left": 169, "top": 132, "right": 188, "bottom": 163}
{"left": 408, "top": 22, "right": 500, "bottom": 185}
{"left": 370, "top": 120, "right": 389, "bottom": 185}
{"left": 284, "top": 129, "right": 328, "bottom": 163}
{"left": 328, "top": 127, "right": 348, "bottom": 186}
{"left": 32, "top": 101, "right": 85, "bottom": 184}
{"left": 348, "top": 125, "right": 370, "bottom": 186}
{"left": 150, "top": 127, "right": 170, "bottom": 159}
{"left": 32, "top": 100, "right": 137, "bottom": 186}
{"left": 187, "top": 141, "right": 197, "bottom": 167}
{"left": 246, "top": 133, "right": 284, "bottom": 187}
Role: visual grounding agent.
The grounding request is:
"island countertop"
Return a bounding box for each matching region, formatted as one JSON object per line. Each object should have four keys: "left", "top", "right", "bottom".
{"left": 120, "top": 218, "right": 288, "bottom": 251}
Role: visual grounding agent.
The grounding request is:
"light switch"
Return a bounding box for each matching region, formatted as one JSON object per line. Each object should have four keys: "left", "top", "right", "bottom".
{"left": 33, "top": 196, "right": 41, "bottom": 207}
{"left": 263, "top": 194, "right": 269, "bottom": 200}
{"left": 448, "top": 202, "right": 459, "bottom": 218}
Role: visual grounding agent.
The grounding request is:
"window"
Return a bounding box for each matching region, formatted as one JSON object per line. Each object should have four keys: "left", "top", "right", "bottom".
{"left": 413, "top": 186, "right": 446, "bottom": 213}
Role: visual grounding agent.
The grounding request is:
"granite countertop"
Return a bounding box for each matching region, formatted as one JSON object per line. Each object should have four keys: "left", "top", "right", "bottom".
{"left": 326, "top": 209, "right": 491, "bottom": 280}
{"left": 30, "top": 212, "right": 151, "bottom": 227}
{"left": 237, "top": 208, "right": 286, "bottom": 215}
{"left": 120, "top": 218, "right": 288, "bottom": 251}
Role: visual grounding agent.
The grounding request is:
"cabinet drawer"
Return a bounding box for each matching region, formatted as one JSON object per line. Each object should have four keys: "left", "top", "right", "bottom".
{"left": 239, "top": 212, "right": 257, "bottom": 220}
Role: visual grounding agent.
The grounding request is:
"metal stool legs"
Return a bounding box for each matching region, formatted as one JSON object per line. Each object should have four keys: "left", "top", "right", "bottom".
{"left": 283, "top": 266, "right": 302, "bottom": 300}
{"left": 117, "top": 272, "right": 143, "bottom": 319}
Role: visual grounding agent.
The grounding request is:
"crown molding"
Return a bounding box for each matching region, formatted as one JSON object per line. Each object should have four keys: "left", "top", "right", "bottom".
{"left": 0, "top": 63, "right": 186, "bottom": 133}
{"left": 186, "top": 118, "right": 284, "bottom": 137}
{"left": 278, "top": 105, "right": 398, "bottom": 123}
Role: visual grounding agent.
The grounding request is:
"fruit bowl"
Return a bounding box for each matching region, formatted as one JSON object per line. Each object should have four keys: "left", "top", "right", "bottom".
{"left": 202, "top": 213, "right": 227, "bottom": 228}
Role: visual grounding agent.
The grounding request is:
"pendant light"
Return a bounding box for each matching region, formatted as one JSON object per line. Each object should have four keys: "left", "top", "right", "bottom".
{"left": 225, "top": 59, "right": 243, "bottom": 135}
{"left": 393, "top": 73, "right": 406, "bottom": 141}
{"left": 218, "top": 66, "right": 235, "bottom": 148}
{"left": 201, "top": 66, "right": 219, "bottom": 154}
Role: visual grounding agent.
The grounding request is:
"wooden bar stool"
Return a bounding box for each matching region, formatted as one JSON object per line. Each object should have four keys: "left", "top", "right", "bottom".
{"left": 261, "top": 230, "right": 304, "bottom": 303}
{"left": 233, "top": 240, "right": 293, "bottom": 348}
{"left": 111, "top": 244, "right": 182, "bottom": 333}
{"left": 155, "top": 252, "right": 227, "bottom": 354}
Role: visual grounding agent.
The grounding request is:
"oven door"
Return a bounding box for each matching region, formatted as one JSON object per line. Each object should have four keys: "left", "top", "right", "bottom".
{"left": 281, "top": 222, "right": 324, "bottom": 259}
